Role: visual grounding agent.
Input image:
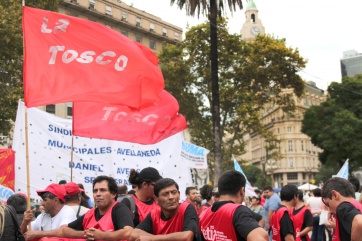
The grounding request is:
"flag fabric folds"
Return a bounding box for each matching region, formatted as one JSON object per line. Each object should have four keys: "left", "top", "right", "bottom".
{"left": 22, "top": 6, "right": 164, "bottom": 108}
{"left": 335, "top": 159, "right": 349, "bottom": 179}
{"left": 233, "top": 157, "right": 257, "bottom": 197}
{"left": 73, "top": 90, "right": 187, "bottom": 144}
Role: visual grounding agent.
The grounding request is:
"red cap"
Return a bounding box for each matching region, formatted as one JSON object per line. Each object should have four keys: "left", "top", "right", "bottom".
{"left": 64, "top": 182, "right": 84, "bottom": 196}
{"left": 36, "top": 183, "right": 66, "bottom": 202}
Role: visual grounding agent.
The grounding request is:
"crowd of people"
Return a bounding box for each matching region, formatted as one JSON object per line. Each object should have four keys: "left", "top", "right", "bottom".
{"left": 1, "top": 167, "right": 362, "bottom": 241}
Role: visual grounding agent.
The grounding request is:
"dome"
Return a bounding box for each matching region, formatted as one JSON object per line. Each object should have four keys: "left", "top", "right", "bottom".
{"left": 246, "top": 0, "right": 257, "bottom": 10}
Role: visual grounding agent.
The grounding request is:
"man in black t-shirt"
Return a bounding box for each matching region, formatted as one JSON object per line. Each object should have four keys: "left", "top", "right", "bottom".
{"left": 199, "top": 170, "right": 268, "bottom": 241}
{"left": 291, "top": 190, "right": 312, "bottom": 241}
{"left": 321, "top": 177, "right": 362, "bottom": 241}
{"left": 270, "top": 185, "right": 297, "bottom": 241}
{"left": 62, "top": 176, "right": 134, "bottom": 240}
{"left": 130, "top": 178, "right": 200, "bottom": 241}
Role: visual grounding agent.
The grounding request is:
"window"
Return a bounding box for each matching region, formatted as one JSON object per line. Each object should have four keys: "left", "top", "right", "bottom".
{"left": 89, "top": 0, "right": 95, "bottom": 9}
{"left": 121, "top": 30, "right": 128, "bottom": 36}
{"left": 287, "top": 126, "right": 292, "bottom": 133}
{"left": 136, "top": 35, "right": 142, "bottom": 43}
{"left": 106, "top": 6, "right": 112, "bottom": 15}
{"left": 150, "top": 23, "right": 155, "bottom": 31}
{"left": 174, "top": 32, "right": 179, "bottom": 41}
{"left": 288, "top": 140, "right": 293, "bottom": 152}
{"left": 162, "top": 28, "right": 167, "bottom": 36}
{"left": 287, "top": 172, "right": 298, "bottom": 180}
{"left": 121, "top": 12, "right": 127, "bottom": 21}
{"left": 46, "top": 105, "right": 55, "bottom": 114}
{"left": 301, "top": 140, "right": 304, "bottom": 151}
{"left": 67, "top": 102, "right": 73, "bottom": 117}
{"left": 136, "top": 17, "right": 141, "bottom": 26}
{"left": 288, "top": 157, "right": 294, "bottom": 168}
{"left": 149, "top": 40, "right": 156, "bottom": 50}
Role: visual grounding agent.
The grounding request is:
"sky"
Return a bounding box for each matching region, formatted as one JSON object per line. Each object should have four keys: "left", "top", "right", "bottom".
{"left": 122, "top": 0, "right": 362, "bottom": 91}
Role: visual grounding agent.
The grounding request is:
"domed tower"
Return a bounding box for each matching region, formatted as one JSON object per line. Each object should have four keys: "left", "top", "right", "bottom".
{"left": 241, "top": 0, "right": 265, "bottom": 42}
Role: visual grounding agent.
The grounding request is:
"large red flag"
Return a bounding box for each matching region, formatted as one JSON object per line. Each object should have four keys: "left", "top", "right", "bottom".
{"left": 22, "top": 7, "right": 164, "bottom": 108}
{"left": 73, "top": 90, "right": 187, "bottom": 144}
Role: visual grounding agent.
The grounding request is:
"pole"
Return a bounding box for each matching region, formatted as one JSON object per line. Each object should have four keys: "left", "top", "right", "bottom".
{"left": 70, "top": 134, "right": 74, "bottom": 181}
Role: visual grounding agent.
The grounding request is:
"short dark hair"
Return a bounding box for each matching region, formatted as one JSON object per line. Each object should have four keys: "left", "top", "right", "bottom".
{"left": 64, "top": 193, "right": 79, "bottom": 202}
{"left": 154, "top": 178, "right": 179, "bottom": 197}
{"left": 280, "top": 184, "right": 298, "bottom": 201}
{"left": 297, "top": 190, "right": 304, "bottom": 201}
{"left": 185, "top": 186, "right": 197, "bottom": 195}
{"left": 200, "top": 184, "right": 213, "bottom": 201}
{"left": 263, "top": 186, "right": 273, "bottom": 192}
{"left": 312, "top": 188, "right": 321, "bottom": 197}
{"left": 322, "top": 177, "right": 355, "bottom": 199}
{"left": 93, "top": 175, "right": 118, "bottom": 200}
{"left": 218, "top": 170, "right": 246, "bottom": 196}
{"left": 7, "top": 194, "right": 27, "bottom": 213}
{"left": 348, "top": 176, "right": 360, "bottom": 192}
{"left": 41, "top": 192, "right": 65, "bottom": 204}
{"left": 117, "top": 184, "right": 128, "bottom": 195}
{"left": 254, "top": 189, "right": 262, "bottom": 195}
{"left": 59, "top": 180, "right": 67, "bottom": 185}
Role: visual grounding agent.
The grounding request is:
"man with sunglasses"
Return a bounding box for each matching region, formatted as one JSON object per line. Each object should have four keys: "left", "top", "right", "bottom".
{"left": 20, "top": 183, "right": 76, "bottom": 239}
{"left": 321, "top": 177, "right": 362, "bottom": 241}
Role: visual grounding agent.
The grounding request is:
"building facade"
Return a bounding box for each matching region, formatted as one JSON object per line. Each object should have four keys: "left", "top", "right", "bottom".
{"left": 241, "top": 82, "right": 326, "bottom": 187}
{"left": 240, "top": 1, "right": 325, "bottom": 187}
{"left": 40, "top": 0, "right": 183, "bottom": 118}
{"left": 341, "top": 50, "right": 362, "bottom": 78}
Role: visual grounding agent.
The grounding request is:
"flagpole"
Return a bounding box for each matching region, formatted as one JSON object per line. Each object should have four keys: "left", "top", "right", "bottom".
{"left": 70, "top": 102, "right": 75, "bottom": 182}
{"left": 70, "top": 134, "right": 74, "bottom": 182}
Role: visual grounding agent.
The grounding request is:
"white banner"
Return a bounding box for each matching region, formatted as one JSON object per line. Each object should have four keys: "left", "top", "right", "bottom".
{"left": 13, "top": 101, "right": 194, "bottom": 201}
{"left": 180, "top": 141, "right": 209, "bottom": 169}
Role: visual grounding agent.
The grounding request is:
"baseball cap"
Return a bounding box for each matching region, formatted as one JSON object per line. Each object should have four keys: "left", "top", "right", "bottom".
{"left": 36, "top": 183, "right": 66, "bottom": 202}
{"left": 139, "top": 167, "right": 162, "bottom": 183}
{"left": 64, "top": 182, "right": 84, "bottom": 196}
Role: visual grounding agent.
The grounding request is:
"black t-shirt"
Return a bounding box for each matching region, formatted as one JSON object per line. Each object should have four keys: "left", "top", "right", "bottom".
{"left": 336, "top": 201, "right": 362, "bottom": 241}
{"left": 68, "top": 202, "right": 134, "bottom": 230}
{"left": 279, "top": 210, "right": 295, "bottom": 241}
{"left": 202, "top": 201, "right": 261, "bottom": 241}
{"left": 292, "top": 205, "right": 313, "bottom": 241}
{"left": 136, "top": 204, "right": 200, "bottom": 241}
{"left": 121, "top": 195, "right": 154, "bottom": 226}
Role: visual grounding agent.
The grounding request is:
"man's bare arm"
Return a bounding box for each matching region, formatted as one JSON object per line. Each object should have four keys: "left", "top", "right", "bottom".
{"left": 85, "top": 226, "right": 134, "bottom": 241}
{"left": 131, "top": 229, "right": 194, "bottom": 241}
{"left": 351, "top": 214, "right": 362, "bottom": 241}
{"left": 246, "top": 227, "right": 268, "bottom": 241}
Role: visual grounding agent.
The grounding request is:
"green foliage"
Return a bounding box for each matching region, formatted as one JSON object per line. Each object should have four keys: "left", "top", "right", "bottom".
{"left": 314, "top": 164, "right": 339, "bottom": 185}
{"left": 159, "top": 19, "right": 306, "bottom": 178}
{"left": 302, "top": 75, "right": 362, "bottom": 169}
{"left": 0, "top": 0, "right": 63, "bottom": 143}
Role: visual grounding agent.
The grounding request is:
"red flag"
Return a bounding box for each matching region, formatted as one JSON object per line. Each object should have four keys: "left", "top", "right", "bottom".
{"left": 73, "top": 90, "right": 187, "bottom": 144}
{"left": 22, "top": 7, "right": 164, "bottom": 108}
{"left": 0, "top": 148, "right": 15, "bottom": 190}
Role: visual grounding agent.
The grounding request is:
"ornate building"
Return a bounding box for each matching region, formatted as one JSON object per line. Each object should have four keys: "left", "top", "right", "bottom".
{"left": 40, "top": 0, "right": 183, "bottom": 118}
{"left": 239, "top": 0, "right": 326, "bottom": 187}
{"left": 242, "top": 83, "right": 326, "bottom": 187}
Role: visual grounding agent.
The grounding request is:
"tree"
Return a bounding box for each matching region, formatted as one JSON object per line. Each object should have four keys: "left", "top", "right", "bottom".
{"left": 302, "top": 74, "right": 362, "bottom": 170}
{"left": 159, "top": 19, "right": 306, "bottom": 183}
{"left": 0, "top": 0, "right": 63, "bottom": 144}
{"left": 170, "top": 0, "right": 243, "bottom": 184}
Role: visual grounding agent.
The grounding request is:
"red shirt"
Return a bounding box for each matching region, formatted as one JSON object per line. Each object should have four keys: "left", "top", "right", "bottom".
{"left": 132, "top": 194, "right": 160, "bottom": 223}
{"left": 270, "top": 206, "right": 292, "bottom": 241}
{"left": 291, "top": 206, "right": 311, "bottom": 241}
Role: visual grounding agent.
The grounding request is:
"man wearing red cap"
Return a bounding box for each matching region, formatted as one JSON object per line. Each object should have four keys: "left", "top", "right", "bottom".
{"left": 64, "top": 182, "right": 90, "bottom": 218}
{"left": 21, "top": 183, "right": 76, "bottom": 240}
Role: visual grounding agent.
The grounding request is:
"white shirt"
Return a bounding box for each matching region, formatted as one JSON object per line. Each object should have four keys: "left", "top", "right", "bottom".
{"left": 31, "top": 205, "right": 76, "bottom": 231}
{"left": 307, "top": 196, "right": 323, "bottom": 214}
{"left": 69, "top": 205, "right": 90, "bottom": 217}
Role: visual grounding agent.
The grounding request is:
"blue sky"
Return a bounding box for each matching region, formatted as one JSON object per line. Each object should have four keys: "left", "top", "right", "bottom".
{"left": 124, "top": 0, "right": 362, "bottom": 90}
